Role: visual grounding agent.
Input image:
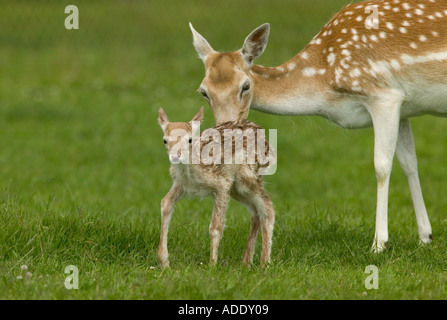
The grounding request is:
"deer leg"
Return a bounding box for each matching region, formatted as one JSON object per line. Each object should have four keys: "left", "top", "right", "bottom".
{"left": 209, "top": 191, "right": 230, "bottom": 266}
{"left": 158, "top": 183, "right": 184, "bottom": 268}
{"left": 396, "top": 118, "right": 433, "bottom": 244}
{"left": 369, "top": 90, "right": 403, "bottom": 253}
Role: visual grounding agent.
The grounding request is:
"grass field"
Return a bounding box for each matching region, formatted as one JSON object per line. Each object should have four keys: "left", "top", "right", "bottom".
{"left": 1, "top": 0, "right": 447, "bottom": 300}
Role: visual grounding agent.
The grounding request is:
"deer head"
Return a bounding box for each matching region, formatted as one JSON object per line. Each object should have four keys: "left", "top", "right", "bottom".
{"left": 190, "top": 23, "right": 270, "bottom": 125}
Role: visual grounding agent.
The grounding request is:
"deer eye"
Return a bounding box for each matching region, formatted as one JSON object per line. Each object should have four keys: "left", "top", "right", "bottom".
{"left": 239, "top": 80, "right": 251, "bottom": 100}
{"left": 189, "top": 138, "right": 192, "bottom": 143}
{"left": 198, "top": 87, "right": 209, "bottom": 100}
{"left": 163, "top": 139, "right": 167, "bottom": 144}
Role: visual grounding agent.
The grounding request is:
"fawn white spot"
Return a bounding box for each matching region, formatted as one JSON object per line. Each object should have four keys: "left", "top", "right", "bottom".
{"left": 288, "top": 63, "right": 296, "bottom": 71}
{"left": 399, "top": 27, "right": 407, "bottom": 33}
{"left": 419, "top": 35, "right": 427, "bottom": 41}
{"left": 386, "top": 22, "right": 394, "bottom": 30}
{"left": 410, "top": 42, "right": 417, "bottom": 49}
{"left": 415, "top": 8, "right": 423, "bottom": 15}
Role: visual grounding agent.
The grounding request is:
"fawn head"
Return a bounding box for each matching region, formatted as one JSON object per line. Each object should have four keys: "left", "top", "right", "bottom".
{"left": 158, "top": 107, "right": 204, "bottom": 164}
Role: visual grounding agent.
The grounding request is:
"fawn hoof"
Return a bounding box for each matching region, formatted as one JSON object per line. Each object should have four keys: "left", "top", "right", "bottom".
{"left": 158, "top": 257, "right": 170, "bottom": 269}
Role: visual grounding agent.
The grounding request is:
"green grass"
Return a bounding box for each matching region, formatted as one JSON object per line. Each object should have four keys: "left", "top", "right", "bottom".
{"left": 1, "top": 0, "right": 447, "bottom": 299}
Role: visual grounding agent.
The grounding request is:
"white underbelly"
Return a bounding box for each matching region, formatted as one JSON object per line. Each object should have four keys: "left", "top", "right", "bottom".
{"left": 323, "top": 100, "right": 373, "bottom": 129}
{"left": 325, "top": 83, "right": 447, "bottom": 129}
{"left": 401, "top": 83, "right": 447, "bottom": 118}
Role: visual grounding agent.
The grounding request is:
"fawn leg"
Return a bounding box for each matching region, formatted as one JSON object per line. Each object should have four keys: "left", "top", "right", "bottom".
{"left": 232, "top": 191, "right": 260, "bottom": 267}
{"left": 243, "top": 212, "right": 261, "bottom": 267}
{"left": 233, "top": 180, "right": 274, "bottom": 267}
{"left": 258, "top": 192, "right": 275, "bottom": 268}
{"left": 158, "top": 183, "right": 184, "bottom": 268}
{"left": 209, "top": 191, "right": 229, "bottom": 266}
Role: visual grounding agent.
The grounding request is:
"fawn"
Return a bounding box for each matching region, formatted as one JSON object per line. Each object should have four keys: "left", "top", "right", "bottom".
{"left": 157, "top": 107, "right": 276, "bottom": 268}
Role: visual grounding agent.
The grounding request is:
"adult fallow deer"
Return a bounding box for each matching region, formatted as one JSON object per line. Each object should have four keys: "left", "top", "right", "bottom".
{"left": 189, "top": 0, "right": 447, "bottom": 252}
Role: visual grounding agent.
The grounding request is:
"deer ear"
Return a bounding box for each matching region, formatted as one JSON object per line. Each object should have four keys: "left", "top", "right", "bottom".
{"left": 191, "top": 107, "right": 204, "bottom": 124}
{"left": 241, "top": 23, "right": 270, "bottom": 67}
{"left": 189, "top": 23, "right": 215, "bottom": 63}
{"left": 158, "top": 108, "right": 169, "bottom": 130}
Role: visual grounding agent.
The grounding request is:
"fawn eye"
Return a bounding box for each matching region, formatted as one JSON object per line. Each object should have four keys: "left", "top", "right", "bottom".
{"left": 163, "top": 139, "right": 167, "bottom": 144}
{"left": 189, "top": 138, "right": 192, "bottom": 143}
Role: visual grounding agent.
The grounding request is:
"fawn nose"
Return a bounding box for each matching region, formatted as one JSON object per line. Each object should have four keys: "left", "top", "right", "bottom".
{"left": 169, "top": 154, "right": 180, "bottom": 164}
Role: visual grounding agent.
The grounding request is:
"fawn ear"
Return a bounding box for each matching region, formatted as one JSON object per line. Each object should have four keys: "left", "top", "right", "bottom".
{"left": 189, "top": 23, "right": 215, "bottom": 64}
{"left": 241, "top": 23, "right": 270, "bottom": 67}
{"left": 158, "top": 108, "right": 169, "bottom": 130}
{"left": 190, "top": 107, "right": 204, "bottom": 124}
{"left": 190, "top": 107, "right": 203, "bottom": 137}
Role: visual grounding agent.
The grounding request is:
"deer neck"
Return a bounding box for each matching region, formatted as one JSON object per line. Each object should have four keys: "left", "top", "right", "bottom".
{"left": 250, "top": 49, "right": 335, "bottom": 117}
